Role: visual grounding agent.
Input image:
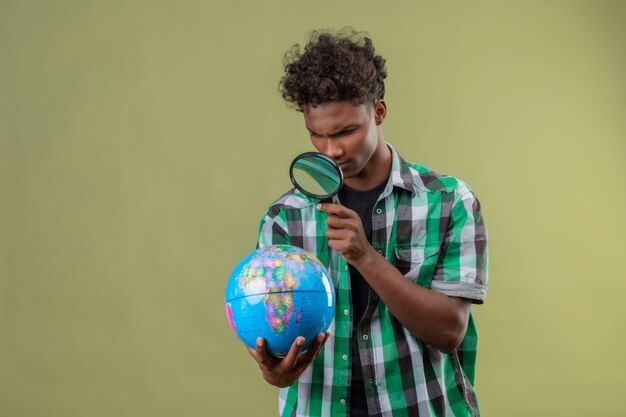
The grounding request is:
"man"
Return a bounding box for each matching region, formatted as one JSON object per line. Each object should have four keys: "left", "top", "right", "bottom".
{"left": 247, "top": 28, "right": 489, "bottom": 417}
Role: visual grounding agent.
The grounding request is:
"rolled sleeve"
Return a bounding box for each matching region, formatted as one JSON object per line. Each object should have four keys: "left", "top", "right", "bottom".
{"left": 431, "top": 187, "right": 489, "bottom": 304}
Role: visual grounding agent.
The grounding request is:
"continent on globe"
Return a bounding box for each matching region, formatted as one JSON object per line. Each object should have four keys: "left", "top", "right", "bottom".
{"left": 264, "top": 290, "right": 295, "bottom": 333}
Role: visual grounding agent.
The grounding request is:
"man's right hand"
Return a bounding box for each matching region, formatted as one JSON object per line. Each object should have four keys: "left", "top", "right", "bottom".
{"left": 247, "top": 332, "right": 330, "bottom": 388}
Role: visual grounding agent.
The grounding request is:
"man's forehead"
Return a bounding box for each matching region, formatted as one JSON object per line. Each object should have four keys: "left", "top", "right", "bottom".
{"left": 302, "top": 102, "right": 368, "bottom": 129}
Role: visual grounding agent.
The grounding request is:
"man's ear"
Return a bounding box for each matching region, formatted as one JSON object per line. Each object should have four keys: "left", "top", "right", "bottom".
{"left": 374, "top": 100, "right": 387, "bottom": 125}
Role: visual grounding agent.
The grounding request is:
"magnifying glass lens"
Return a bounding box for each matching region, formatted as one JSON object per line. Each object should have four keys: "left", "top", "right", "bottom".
{"left": 289, "top": 153, "right": 343, "bottom": 200}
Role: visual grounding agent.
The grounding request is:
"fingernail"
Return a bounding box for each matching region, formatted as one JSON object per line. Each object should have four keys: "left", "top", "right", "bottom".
{"left": 297, "top": 337, "right": 304, "bottom": 346}
{"left": 257, "top": 338, "right": 264, "bottom": 347}
{"left": 318, "top": 333, "right": 324, "bottom": 342}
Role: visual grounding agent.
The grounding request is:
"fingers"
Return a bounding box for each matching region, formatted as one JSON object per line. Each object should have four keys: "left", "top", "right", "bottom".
{"left": 324, "top": 227, "right": 349, "bottom": 240}
{"left": 246, "top": 346, "right": 258, "bottom": 361}
{"left": 282, "top": 336, "right": 305, "bottom": 368}
{"left": 325, "top": 215, "right": 355, "bottom": 231}
{"left": 316, "top": 203, "right": 355, "bottom": 218}
{"left": 319, "top": 205, "right": 359, "bottom": 231}
{"left": 254, "top": 337, "right": 274, "bottom": 368}
{"left": 301, "top": 332, "right": 330, "bottom": 363}
{"left": 248, "top": 334, "right": 331, "bottom": 371}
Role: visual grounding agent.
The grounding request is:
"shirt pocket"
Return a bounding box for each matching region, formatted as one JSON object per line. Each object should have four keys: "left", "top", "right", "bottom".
{"left": 393, "top": 244, "right": 440, "bottom": 287}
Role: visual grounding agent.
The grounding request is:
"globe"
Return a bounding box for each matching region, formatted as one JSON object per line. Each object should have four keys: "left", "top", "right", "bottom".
{"left": 225, "top": 244, "right": 335, "bottom": 356}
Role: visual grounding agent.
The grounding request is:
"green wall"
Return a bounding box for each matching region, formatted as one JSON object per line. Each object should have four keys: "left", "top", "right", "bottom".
{"left": 1, "top": 1, "right": 625, "bottom": 416}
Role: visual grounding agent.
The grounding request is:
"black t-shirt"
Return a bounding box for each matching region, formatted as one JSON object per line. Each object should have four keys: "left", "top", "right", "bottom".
{"left": 338, "top": 179, "right": 388, "bottom": 417}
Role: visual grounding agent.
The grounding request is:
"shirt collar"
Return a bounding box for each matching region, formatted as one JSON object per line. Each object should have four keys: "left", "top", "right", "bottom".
{"left": 387, "top": 143, "right": 428, "bottom": 195}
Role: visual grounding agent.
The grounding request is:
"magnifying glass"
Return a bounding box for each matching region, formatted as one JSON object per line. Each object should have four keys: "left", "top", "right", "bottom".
{"left": 289, "top": 152, "right": 343, "bottom": 200}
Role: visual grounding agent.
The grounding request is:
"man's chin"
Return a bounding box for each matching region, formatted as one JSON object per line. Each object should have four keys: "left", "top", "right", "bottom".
{"left": 339, "top": 162, "right": 360, "bottom": 178}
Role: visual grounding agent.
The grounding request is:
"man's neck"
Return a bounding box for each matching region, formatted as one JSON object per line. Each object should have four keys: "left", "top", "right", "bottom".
{"left": 344, "top": 140, "right": 392, "bottom": 191}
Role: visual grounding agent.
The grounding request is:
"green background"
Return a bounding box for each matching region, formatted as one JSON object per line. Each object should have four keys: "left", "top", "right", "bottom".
{"left": 1, "top": 1, "right": 625, "bottom": 416}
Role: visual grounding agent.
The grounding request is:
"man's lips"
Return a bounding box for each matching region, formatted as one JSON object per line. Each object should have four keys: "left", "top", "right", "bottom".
{"left": 337, "top": 160, "right": 350, "bottom": 170}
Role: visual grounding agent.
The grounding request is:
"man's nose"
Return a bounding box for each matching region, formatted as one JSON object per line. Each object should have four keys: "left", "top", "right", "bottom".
{"left": 323, "top": 138, "right": 343, "bottom": 159}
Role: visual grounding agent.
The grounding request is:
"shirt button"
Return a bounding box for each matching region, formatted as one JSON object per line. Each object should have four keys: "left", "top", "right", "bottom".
{"left": 342, "top": 354, "right": 348, "bottom": 360}
{"left": 376, "top": 250, "right": 383, "bottom": 255}
{"left": 362, "top": 334, "right": 369, "bottom": 341}
{"left": 372, "top": 294, "right": 378, "bottom": 301}
{"left": 344, "top": 265, "right": 348, "bottom": 271}
{"left": 368, "top": 378, "right": 374, "bottom": 384}
{"left": 376, "top": 208, "right": 382, "bottom": 214}
{"left": 339, "top": 398, "right": 346, "bottom": 405}
{"left": 343, "top": 309, "right": 349, "bottom": 315}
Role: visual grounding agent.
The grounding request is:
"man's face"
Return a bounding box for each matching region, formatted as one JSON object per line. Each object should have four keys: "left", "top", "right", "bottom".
{"left": 301, "top": 101, "right": 386, "bottom": 183}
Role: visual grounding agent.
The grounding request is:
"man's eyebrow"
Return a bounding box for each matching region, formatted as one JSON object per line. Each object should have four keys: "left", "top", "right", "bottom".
{"left": 306, "top": 124, "right": 359, "bottom": 137}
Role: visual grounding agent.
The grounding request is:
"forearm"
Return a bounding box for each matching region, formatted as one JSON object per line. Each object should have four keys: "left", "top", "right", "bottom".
{"left": 353, "top": 248, "right": 470, "bottom": 354}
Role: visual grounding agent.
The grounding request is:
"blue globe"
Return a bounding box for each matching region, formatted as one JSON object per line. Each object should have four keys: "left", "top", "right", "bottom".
{"left": 225, "top": 245, "right": 335, "bottom": 356}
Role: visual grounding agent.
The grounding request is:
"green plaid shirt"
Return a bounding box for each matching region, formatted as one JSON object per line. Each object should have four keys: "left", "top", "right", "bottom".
{"left": 257, "top": 145, "right": 489, "bottom": 417}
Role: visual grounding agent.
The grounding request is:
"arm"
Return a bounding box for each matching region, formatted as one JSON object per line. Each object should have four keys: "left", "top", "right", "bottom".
{"left": 350, "top": 248, "right": 469, "bottom": 354}
{"left": 318, "top": 190, "right": 486, "bottom": 354}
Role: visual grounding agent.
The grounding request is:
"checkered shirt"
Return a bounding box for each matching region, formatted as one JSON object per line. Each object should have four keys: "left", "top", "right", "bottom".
{"left": 257, "top": 145, "right": 489, "bottom": 417}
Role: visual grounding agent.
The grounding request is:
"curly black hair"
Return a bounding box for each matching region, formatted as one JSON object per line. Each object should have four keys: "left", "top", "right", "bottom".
{"left": 279, "top": 28, "right": 387, "bottom": 110}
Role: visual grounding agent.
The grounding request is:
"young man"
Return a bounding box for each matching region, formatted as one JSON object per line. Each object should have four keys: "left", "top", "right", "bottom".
{"left": 247, "top": 29, "right": 489, "bottom": 417}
